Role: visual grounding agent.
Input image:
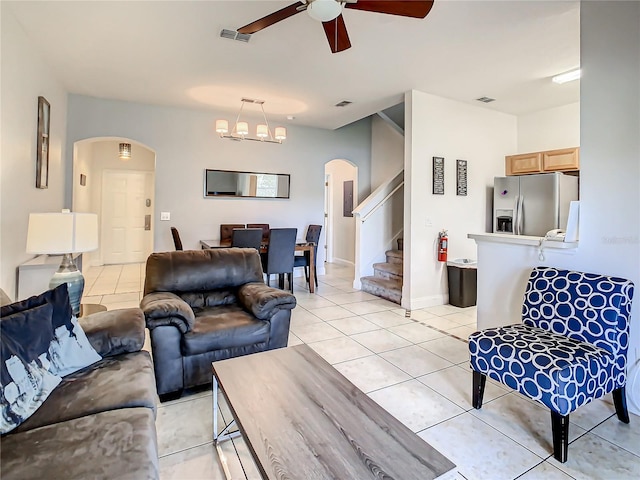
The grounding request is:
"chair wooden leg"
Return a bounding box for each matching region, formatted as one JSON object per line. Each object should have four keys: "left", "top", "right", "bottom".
{"left": 613, "top": 387, "right": 630, "bottom": 423}
{"left": 472, "top": 371, "right": 486, "bottom": 409}
{"left": 551, "top": 411, "right": 569, "bottom": 463}
{"left": 289, "top": 273, "right": 294, "bottom": 293}
{"left": 278, "top": 274, "right": 285, "bottom": 289}
{"left": 314, "top": 265, "right": 318, "bottom": 287}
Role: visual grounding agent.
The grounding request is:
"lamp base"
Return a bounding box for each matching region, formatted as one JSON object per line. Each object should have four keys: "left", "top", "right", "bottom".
{"left": 49, "top": 253, "right": 84, "bottom": 316}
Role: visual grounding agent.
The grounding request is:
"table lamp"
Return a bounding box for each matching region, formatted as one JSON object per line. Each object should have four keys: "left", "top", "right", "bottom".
{"left": 26, "top": 210, "right": 98, "bottom": 316}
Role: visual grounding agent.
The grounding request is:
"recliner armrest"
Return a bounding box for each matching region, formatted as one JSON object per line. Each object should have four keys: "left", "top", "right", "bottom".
{"left": 237, "top": 282, "right": 296, "bottom": 320}
{"left": 140, "top": 292, "right": 195, "bottom": 333}
{"left": 80, "top": 308, "right": 145, "bottom": 357}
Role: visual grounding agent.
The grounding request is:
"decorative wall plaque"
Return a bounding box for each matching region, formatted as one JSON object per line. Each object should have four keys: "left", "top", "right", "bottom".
{"left": 456, "top": 159, "right": 468, "bottom": 196}
{"left": 36, "top": 96, "right": 50, "bottom": 189}
{"left": 343, "top": 180, "right": 354, "bottom": 217}
{"left": 432, "top": 157, "right": 444, "bottom": 195}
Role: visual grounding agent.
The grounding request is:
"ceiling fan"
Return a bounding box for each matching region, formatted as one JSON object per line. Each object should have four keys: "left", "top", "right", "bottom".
{"left": 237, "top": 0, "right": 435, "bottom": 54}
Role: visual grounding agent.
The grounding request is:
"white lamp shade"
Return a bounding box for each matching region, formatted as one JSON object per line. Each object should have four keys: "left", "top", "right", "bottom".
{"left": 256, "top": 124, "right": 269, "bottom": 138}
{"left": 236, "top": 121, "right": 249, "bottom": 136}
{"left": 274, "top": 126, "right": 287, "bottom": 141}
{"left": 215, "top": 119, "right": 229, "bottom": 133}
{"left": 26, "top": 212, "right": 98, "bottom": 254}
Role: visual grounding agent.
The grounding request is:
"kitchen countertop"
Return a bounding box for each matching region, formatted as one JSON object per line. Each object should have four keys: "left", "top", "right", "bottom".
{"left": 468, "top": 232, "right": 578, "bottom": 249}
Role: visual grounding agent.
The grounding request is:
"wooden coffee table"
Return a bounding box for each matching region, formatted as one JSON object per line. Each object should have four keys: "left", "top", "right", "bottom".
{"left": 212, "top": 345, "right": 455, "bottom": 479}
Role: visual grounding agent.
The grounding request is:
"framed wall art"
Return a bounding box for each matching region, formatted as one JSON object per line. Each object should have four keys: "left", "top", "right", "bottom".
{"left": 456, "top": 159, "right": 468, "bottom": 196}
{"left": 432, "top": 157, "right": 444, "bottom": 195}
{"left": 343, "top": 180, "right": 354, "bottom": 217}
{"left": 36, "top": 96, "right": 50, "bottom": 189}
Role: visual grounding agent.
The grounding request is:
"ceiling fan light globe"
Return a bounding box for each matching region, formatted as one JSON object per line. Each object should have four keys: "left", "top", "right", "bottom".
{"left": 307, "top": 0, "right": 343, "bottom": 22}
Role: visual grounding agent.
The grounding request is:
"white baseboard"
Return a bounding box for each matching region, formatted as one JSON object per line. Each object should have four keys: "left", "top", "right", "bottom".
{"left": 403, "top": 294, "right": 448, "bottom": 311}
{"left": 332, "top": 257, "right": 354, "bottom": 267}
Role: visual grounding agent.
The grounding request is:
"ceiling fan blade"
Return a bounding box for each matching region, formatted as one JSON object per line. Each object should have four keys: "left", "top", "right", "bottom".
{"left": 322, "top": 14, "right": 351, "bottom": 53}
{"left": 237, "top": 2, "right": 305, "bottom": 34}
{"left": 345, "top": 0, "right": 434, "bottom": 18}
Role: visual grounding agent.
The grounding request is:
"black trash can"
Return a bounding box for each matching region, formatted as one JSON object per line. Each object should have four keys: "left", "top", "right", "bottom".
{"left": 447, "top": 259, "right": 477, "bottom": 308}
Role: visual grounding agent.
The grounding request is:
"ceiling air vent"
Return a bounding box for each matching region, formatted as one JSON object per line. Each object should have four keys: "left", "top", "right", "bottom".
{"left": 476, "top": 96, "right": 496, "bottom": 103}
{"left": 220, "top": 29, "right": 251, "bottom": 43}
{"left": 335, "top": 100, "right": 352, "bottom": 107}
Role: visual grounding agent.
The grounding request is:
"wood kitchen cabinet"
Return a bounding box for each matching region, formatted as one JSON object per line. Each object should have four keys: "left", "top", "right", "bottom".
{"left": 506, "top": 147, "right": 579, "bottom": 176}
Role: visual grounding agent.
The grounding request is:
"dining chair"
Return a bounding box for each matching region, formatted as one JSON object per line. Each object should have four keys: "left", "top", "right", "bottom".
{"left": 231, "top": 228, "right": 263, "bottom": 251}
{"left": 262, "top": 228, "right": 297, "bottom": 293}
{"left": 247, "top": 223, "right": 270, "bottom": 243}
{"left": 170, "top": 227, "right": 183, "bottom": 251}
{"left": 294, "top": 224, "right": 322, "bottom": 289}
{"left": 220, "top": 224, "right": 245, "bottom": 246}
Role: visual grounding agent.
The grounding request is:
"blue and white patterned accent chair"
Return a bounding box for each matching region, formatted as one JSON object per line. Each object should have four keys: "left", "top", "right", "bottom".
{"left": 468, "top": 267, "right": 634, "bottom": 462}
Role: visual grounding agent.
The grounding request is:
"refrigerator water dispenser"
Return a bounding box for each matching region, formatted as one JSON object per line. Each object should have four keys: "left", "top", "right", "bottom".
{"left": 495, "top": 210, "right": 513, "bottom": 233}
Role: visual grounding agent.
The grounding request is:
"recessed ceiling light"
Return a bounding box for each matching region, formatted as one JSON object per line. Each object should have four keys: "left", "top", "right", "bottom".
{"left": 287, "top": 115, "right": 295, "bottom": 120}
{"left": 552, "top": 69, "right": 581, "bottom": 84}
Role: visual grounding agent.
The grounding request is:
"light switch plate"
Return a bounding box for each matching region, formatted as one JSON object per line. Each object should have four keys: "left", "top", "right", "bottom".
{"left": 160, "top": 212, "right": 170, "bottom": 221}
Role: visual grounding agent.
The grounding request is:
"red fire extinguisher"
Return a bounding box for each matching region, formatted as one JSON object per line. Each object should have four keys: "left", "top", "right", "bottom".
{"left": 438, "top": 230, "right": 448, "bottom": 262}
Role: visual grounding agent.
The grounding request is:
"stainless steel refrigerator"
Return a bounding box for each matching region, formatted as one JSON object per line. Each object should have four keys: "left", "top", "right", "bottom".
{"left": 493, "top": 172, "right": 578, "bottom": 236}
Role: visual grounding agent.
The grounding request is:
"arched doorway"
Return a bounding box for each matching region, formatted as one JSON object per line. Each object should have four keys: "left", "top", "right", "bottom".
{"left": 72, "top": 138, "right": 156, "bottom": 267}
{"left": 324, "top": 159, "right": 358, "bottom": 266}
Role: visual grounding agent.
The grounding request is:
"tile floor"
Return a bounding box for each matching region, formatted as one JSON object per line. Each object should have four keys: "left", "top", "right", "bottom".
{"left": 82, "top": 263, "right": 640, "bottom": 480}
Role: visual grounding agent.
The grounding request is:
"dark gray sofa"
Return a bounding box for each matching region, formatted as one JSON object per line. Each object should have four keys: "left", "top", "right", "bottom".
{"left": 141, "top": 248, "right": 296, "bottom": 398}
{"left": 0, "top": 308, "right": 159, "bottom": 479}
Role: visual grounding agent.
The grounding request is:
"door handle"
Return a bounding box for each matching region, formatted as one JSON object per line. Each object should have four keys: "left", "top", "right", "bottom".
{"left": 517, "top": 196, "right": 524, "bottom": 235}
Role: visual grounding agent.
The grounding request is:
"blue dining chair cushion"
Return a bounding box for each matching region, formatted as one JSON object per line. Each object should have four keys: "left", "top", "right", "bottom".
{"left": 469, "top": 323, "right": 617, "bottom": 416}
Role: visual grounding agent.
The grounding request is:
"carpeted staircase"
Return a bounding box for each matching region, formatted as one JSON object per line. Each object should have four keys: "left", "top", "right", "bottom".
{"left": 360, "top": 239, "right": 403, "bottom": 304}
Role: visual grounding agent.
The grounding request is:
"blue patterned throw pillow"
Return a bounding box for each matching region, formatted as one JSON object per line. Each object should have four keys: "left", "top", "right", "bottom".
{"left": 0, "top": 284, "right": 101, "bottom": 377}
{"left": 1, "top": 303, "right": 62, "bottom": 434}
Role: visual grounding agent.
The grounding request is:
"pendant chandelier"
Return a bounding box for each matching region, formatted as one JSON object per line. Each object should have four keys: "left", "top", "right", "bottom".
{"left": 118, "top": 142, "right": 132, "bottom": 160}
{"left": 215, "top": 98, "right": 286, "bottom": 144}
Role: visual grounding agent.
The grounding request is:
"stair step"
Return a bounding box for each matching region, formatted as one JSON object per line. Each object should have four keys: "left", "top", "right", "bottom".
{"left": 373, "top": 262, "right": 402, "bottom": 281}
{"left": 386, "top": 249, "right": 403, "bottom": 265}
{"left": 361, "top": 276, "right": 402, "bottom": 305}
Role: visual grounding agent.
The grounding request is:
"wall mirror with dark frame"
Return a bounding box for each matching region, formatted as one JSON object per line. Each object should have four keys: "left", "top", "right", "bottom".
{"left": 204, "top": 169, "right": 290, "bottom": 199}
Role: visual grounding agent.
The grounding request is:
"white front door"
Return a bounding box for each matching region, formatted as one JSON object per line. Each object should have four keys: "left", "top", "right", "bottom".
{"left": 102, "top": 171, "right": 148, "bottom": 264}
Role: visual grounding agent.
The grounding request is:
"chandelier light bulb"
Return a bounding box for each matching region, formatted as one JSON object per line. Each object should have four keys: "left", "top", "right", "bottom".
{"left": 236, "top": 121, "right": 249, "bottom": 136}
{"left": 256, "top": 124, "right": 269, "bottom": 138}
{"left": 274, "top": 127, "right": 287, "bottom": 141}
{"left": 215, "top": 119, "right": 229, "bottom": 134}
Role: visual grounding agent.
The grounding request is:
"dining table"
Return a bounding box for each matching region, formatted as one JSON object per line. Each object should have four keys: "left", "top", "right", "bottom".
{"left": 199, "top": 239, "right": 316, "bottom": 293}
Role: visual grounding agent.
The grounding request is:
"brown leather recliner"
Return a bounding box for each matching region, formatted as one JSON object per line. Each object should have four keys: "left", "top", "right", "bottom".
{"left": 140, "top": 248, "right": 295, "bottom": 399}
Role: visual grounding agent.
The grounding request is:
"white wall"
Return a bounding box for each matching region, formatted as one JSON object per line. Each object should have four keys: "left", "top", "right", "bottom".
{"left": 0, "top": 9, "right": 68, "bottom": 298}
{"left": 473, "top": 0, "right": 640, "bottom": 415}
{"left": 65, "top": 96, "right": 372, "bottom": 270}
{"left": 579, "top": 0, "right": 639, "bottom": 413}
{"left": 325, "top": 160, "right": 357, "bottom": 265}
{"left": 517, "top": 102, "right": 580, "bottom": 152}
{"left": 371, "top": 115, "right": 404, "bottom": 189}
{"left": 404, "top": 90, "right": 517, "bottom": 310}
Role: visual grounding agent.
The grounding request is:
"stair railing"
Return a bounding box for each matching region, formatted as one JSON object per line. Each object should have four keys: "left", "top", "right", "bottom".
{"left": 352, "top": 171, "right": 404, "bottom": 289}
